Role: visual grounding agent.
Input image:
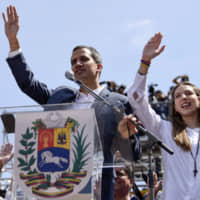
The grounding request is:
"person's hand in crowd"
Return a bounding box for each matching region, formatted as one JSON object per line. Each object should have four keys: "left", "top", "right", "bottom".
{"left": 94, "top": 177, "right": 101, "bottom": 200}
{"left": 0, "top": 143, "right": 14, "bottom": 166}
{"left": 145, "top": 172, "right": 162, "bottom": 200}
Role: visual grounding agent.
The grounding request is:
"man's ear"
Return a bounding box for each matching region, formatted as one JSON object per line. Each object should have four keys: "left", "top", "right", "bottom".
{"left": 97, "top": 64, "right": 103, "bottom": 73}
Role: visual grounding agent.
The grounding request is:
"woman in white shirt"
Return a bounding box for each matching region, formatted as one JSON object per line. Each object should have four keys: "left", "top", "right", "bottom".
{"left": 120, "top": 33, "right": 200, "bottom": 200}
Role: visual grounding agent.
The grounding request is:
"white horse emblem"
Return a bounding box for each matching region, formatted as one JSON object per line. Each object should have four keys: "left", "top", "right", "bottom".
{"left": 39, "top": 151, "right": 68, "bottom": 168}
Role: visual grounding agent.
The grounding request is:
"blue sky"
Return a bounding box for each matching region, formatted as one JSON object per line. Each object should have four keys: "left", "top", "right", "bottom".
{"left": 0, "top": 0, "right": 200, "bottom": 138}
{"left": 0, "top": 0, "right": 200, "bottom": 187}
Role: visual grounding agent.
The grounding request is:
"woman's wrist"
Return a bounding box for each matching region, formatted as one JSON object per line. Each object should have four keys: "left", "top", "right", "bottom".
{"left": 141, "top": 59, "right": 151, "bottom": 65}
{"left": 141, "top": 55, "right": 151, "bottom": 63}
{"left": 138, "top": 58, "right": 150, "bottom": 75}
{"left": 141, "top": 59, "right": 150, "bottom": 68}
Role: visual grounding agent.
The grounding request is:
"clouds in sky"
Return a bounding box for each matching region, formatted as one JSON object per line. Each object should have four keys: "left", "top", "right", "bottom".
{"left": 126, "top": 19, "right": 153, "bottom": 48}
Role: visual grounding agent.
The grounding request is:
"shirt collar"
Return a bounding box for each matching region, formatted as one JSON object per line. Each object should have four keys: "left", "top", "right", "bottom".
{"left": 76, "top": 85, "right": 105, "bottom": 99}
{"left": 186, "top": 127, "right": 200, "bottom": 138}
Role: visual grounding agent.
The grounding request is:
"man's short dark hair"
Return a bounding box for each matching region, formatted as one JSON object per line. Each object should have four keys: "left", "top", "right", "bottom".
{"left": 115, "top": 157, "right": 134, "bottom": 180}
{"left": 72, "top": 45, "right": 102, "bottom": 64}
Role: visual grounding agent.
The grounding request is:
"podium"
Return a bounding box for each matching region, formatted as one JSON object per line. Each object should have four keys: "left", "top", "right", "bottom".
{"left": 0, "top": 102, "right": 137, "bottom": 200}
{"left": 0, "top": 103, "right": 104, "bottom": 200}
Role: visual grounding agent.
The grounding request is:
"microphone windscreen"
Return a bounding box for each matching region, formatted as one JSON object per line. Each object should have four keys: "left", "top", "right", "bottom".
{"left": 65, "top": 70, "right": 75, "bottom": 81}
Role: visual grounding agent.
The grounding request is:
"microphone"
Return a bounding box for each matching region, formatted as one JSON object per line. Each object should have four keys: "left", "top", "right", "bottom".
{"left": 65, "top": 71, "right": 174, "bottom": 155}
{"left": 65, "top": 70, "right": 75, "bottom": 82}
{"left": 65, "top": 70, "right": 121, "bottom": 113}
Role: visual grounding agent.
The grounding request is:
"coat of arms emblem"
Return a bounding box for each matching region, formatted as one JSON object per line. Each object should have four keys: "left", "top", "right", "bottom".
{"left": 14, "top": 110, "right": 99, "bottom": 200}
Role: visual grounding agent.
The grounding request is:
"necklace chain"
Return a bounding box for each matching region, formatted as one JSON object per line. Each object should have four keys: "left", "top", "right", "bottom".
{"left": 190, "top": 132, "right": 200, "bottom": 177}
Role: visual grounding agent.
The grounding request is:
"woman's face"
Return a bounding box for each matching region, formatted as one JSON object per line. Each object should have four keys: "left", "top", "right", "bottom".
{"left": 174, "top": 85, "right": 200, "bottom": 117}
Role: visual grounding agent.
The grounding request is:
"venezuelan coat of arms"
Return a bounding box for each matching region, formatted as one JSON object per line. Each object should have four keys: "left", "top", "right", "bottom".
{"left": 14, "top": 109, "right": 99, "bottom": 200}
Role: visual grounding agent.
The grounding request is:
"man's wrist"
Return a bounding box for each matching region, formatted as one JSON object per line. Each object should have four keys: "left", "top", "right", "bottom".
{"left": 8, "top": 37, "right": 20, "bottom": 52}
{"left": 8, "top": 48, "right": 22, "bottom": 58}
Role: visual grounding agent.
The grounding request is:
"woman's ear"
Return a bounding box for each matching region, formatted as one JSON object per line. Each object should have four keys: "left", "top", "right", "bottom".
{"left": 198, "top": 96, "right": 200, "bottom": 106}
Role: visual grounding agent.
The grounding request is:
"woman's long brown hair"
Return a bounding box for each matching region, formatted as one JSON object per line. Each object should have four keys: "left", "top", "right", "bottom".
{"left": 169, "top": 82, "right": 200, "bottom": 151}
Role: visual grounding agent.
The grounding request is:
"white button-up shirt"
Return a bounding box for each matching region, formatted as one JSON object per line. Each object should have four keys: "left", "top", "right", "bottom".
{"left": 128, "top": 73, "right": 200, "bottom": 200}
{"left": 70, "top": 86, "right": 105, "bottom": 109}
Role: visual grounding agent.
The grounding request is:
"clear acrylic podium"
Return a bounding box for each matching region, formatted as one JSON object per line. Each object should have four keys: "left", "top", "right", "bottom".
{"left": 0, "top": 103, "right": 104, "bottom": 200}
{"left": 0, "top": 102, "right": 134, "bottom": 200}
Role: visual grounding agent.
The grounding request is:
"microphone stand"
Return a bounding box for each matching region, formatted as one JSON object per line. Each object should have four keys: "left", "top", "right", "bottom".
{"left": 67, "top": 75, "right": 174, "bottom": 200}
{"left": 70, "top": 77, "right": 173, "bottom": 152}
{"left": 73, "top": 79, "right": 121, "bottom": 113}
{"left": 147, "top": 140, "right": 156, "bottom": 200}
{"left": 130, "top": 123, "right": 173, "bottom": 200}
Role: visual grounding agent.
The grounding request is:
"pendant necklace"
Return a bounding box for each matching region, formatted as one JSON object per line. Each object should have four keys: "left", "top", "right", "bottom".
{"left": 190, "top": 132, "right": 200, "bottom": 177}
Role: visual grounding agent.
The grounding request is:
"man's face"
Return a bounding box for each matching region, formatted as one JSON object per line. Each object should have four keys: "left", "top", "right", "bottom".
{"left": 114, "top": 167, "right": 133, "bottom": 198}
{"left": 71, "top": 48, "right": 102, "bottom": 85}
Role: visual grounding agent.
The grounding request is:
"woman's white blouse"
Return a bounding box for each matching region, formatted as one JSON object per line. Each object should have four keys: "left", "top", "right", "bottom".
{"left": 128, "top": 73, "right": 200, "bottom": 200}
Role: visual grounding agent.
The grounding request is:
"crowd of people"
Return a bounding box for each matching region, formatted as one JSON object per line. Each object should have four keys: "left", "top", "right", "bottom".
{"left": 100, "top": 81, "right": 127, "bottom": 95}
{"left": 0, "top": 4, "right": 199, "bottom": 200}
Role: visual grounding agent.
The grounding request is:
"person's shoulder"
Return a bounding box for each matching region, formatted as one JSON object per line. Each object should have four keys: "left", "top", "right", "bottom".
{"left": 46, "top": 85, "right": 78, "bottom": 105}
{"left": 52, "top": 85, "right": 78, "bottom": 95}
{"left": 103, "top": 88, "right": 127, "bottom": 99}
{"left": 109, "top": 91, "right": 128, "bottom": 102}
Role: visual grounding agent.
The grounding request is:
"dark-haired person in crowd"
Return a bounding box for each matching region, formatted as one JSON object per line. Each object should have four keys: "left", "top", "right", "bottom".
{"left": 107, "top": 81, "right": 118, "bottom": 92}
{"left": 173, "top": 74, "right": 189, "bottom": 85}
{"left": 94, "top": 156, "right": 140, "bottom": 200}
{"left": 100, "top": 81, "right": 118, "bottom": 92}
{"left": 114, "top": 157, "right": 141, "bottom": 200}
{"left": 112, "top": 155, "right": 162, "bottom": 200}
{"left": 151, "top": 89, "right": 169, "bottom": 120}
{"left": 122, "top": 32, "right": 200, "bottom": 199}
{"left": 117, "top": 85, "right": 127, "bottom": 95}
{"left": 114, "top": 162, "right": 162, "bottom": 200}
{"left": 2, "top": 6, "right": 141, "bottom": 200}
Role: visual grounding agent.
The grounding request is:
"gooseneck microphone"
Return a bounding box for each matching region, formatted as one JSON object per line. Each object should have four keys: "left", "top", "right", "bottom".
{"left": 65, "top": 70, "right": 75, "bottom": 81}
{"left": 65, "top": 70, "right": 121, "bottom": 113}
{"left": 65, "top": 70, "right": 174, "bottom": 155}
